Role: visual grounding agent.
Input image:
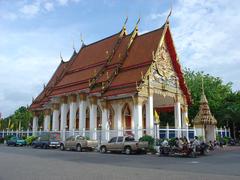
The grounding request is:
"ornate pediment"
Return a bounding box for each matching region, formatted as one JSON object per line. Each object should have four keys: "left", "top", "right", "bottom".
{"left": 152, "top": 41, "right": 178, "bottom": 89}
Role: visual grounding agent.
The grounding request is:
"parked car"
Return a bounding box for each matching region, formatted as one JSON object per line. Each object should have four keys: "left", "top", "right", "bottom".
{"left": 7, "top": 136, "right": 26, "bottom": 146}
{"left": 32, "top": 132, "right": 61, "bottom": 149}
{"left": 60, "top": 135, "right": 98, "bottom": 152}
{"left": 99, "top": 136, "right": 148, "bottom": 155}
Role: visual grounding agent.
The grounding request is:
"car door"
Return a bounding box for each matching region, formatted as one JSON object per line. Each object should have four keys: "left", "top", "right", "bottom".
{"left": 107, "top": 137, "right": 117, "bottom": 151}
{"left": 115, "top": 136, "right": 124, "bottom": 151}
{"left": 65, "top": 136, "right": 73, "bottom": 148}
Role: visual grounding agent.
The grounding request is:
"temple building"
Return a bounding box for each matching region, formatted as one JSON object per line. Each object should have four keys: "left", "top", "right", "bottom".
{"left": 29, "top": 17, "right": 191, "bottom": 140}
{"left": 193, "top": 80, "right": 217, "bottom": 142}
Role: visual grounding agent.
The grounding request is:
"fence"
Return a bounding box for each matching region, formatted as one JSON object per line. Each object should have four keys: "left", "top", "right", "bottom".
{"left": 0, "top": 127, "right": 231, "bottom": 142}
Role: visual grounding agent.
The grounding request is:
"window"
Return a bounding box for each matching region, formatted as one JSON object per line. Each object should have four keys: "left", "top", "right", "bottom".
{"left": 117, "top": 137, "right": 123, "bottom": 142}
{"left": 125, "top": 136, "right": 135, "bottom": 142}
{"left": 109, "top": 137, "right": 117, "bottom": 143}
{"left": 66, "top": 136, "right": 73, "bottom": 141}
{"left": 76, "top": 136, "right": 84, "bottom": 140}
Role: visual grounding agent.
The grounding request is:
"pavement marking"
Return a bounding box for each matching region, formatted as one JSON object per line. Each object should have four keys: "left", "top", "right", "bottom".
{"left": 189, "top": 161, "right": 200, "bottom": 164}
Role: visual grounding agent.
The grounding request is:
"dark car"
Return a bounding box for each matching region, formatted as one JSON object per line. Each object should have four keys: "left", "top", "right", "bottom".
{"left": 32, "top": 132, "right": 61, "bottom": 149}
{"left": 7, "top": 136, "right": 26, "bottom": 146}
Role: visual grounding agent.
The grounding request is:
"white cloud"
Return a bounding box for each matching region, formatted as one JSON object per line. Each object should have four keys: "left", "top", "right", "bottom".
{"left": 149, "top": 0, "right": 240, "bottom": 90}
{"left": 20, "top": 3, "right": 40, "bottom": 17}
{"left": 44, "top": 2, "right": 54, "bottom": 11}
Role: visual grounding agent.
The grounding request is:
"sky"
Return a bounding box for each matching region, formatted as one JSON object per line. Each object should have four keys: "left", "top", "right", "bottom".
{"left": 0, "top": 0, "right": 239, "bottom": 118}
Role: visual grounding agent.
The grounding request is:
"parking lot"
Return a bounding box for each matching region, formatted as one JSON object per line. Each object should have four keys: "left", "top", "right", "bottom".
{"left": 0, "top": 144, "right": 239, "bottom": 180}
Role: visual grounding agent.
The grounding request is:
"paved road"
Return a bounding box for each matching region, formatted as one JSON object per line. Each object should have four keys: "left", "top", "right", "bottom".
{"left": 0, "top": 145, "right": 239, "bottom": 180}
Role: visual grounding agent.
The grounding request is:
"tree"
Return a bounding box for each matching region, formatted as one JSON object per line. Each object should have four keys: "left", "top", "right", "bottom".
{"left": 184, "top": 69, "right": 233, "bottom": 126}
{"left": 1, "top": 106, "right": 33, "bottom": 130}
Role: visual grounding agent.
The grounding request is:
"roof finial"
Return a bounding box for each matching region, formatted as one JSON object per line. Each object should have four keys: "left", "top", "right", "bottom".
{"left": 80, "top": 33, "right": 85, "bottom": 47}
{"left": 135, "top": 17, "right": 141, "bottom": 30}
{"left": 60, "top": 52, "right": 63, "bottom": 62}
{"left": 120, "top": 16, "right": 128, "bottom": 37}
{"left": 73, "top": 40, "right": 76, "bottom": 52}
{"left": 166, "top": 1, "right": 172, "bottom": 23}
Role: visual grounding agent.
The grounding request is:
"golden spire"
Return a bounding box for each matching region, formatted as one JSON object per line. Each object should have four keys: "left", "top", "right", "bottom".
{"left": 127, "top": 17, "right": 141, "bottom": 49}
{"left": 166, "top": 2, "right": 172, "bottom": 24}
{"left": 120, "top": 16, "right": 128, "bottom": 37}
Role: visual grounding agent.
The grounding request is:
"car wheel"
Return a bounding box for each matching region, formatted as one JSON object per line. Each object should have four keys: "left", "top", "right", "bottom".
{"left": 60, "top": 144, "right": 65, "bottom": 151}
{"left": 76, "top": 144, "right": 82, "bottom": 152}
{"left": 100, "top": 146, "right": 107, "bottom": 153}
{"left": 125, "top": 146, "right": 132, "bottom": 155}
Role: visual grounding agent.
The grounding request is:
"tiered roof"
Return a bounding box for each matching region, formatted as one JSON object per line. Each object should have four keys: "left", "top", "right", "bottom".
{"left": 30, "top": 19, "right": 191, "bottom": 110}
{"left": 193, "top": 80, "right": 217, "bottom": 125}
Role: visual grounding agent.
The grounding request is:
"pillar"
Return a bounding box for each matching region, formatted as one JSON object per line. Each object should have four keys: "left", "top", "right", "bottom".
{"left": 79, "top": 93, "right": 87, "bottom": 130}
{"left": 182, "top": 105, "right": 189, "bottom": 139}
{"left": 90, "top": 96, "right": 97, "bottom": 140}
{"left": 133, "top": 97, "right": 143, "bottom": 140}
{"left": 43, "top": 109, "right": 51, "bottom": 131}
{"left": 69, "top": 94, "right": 77, "bottom": 131}
{"left": 113, "top": 104, "right": 123, "bottom": 136}
{"left": 60, "top": 96, "right": 68, "bottom": 131}
{"left": 174, "top": 101, "right": 182, "bottom": 138}
{"left": 32, "top": 113, "right": 39, "bottom": 133}
{"left": 52, "top": 103, "right": 60, "bottom": 131}
{"left": 146, "top": 94, "right": 154, "bottom": 136}
{"left": 101, "top": 100, "right": 109, "bottom": 141}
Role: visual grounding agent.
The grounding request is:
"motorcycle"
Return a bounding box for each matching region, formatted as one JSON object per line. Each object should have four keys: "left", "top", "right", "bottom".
{"left": 159, "top": 142, "right": 196, "bottom": 158}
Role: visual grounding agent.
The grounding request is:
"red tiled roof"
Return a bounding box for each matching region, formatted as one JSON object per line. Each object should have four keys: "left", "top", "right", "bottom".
{"left": 30, "top": 23, "right": 191, "bottom": 110}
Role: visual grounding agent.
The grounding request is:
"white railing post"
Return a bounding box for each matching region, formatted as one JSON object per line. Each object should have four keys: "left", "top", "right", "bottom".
{"left": 220, "top": 127, "right": 223, "bottom": 138}
{"left": 193, "top": 126, "right": 196, "bottom": 137}
{"left": 27, "top": 129, "right": 29, "bottom": 137}
{"left": 224, "top": 126, "right": 227, "bottom": 137}
{"left": 186, "top": 125, "right": 189, "bottom": 140}
{"left": 228, "top": 127, "right": 231, "bottom": 138}
{"left": 11, "top": 129, "right": 13, "bottom": 135}
{"left": 83, "top": 128, "right": 85, "bottom": 137}
{"left": 2, "top": 130, "right": 4, "bottom": 138}
{"left": 166, "top": 123, "right": 169, "bottom": 139}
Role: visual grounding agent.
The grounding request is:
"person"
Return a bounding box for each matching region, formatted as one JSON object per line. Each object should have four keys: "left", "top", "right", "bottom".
{"left": 176, "top": 137, "right": 184, "bottom": 150}
{"left": 161, "top": 139, "right": 169, "bottom": 147}
{"left": 192, "top": 136, "right": 200, "bottom": 152}
{"left": 183, "top": 136, "right": 189, "bottom": 145}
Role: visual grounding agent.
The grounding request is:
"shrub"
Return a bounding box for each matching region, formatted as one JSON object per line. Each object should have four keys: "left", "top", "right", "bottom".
{"left": 85, "top": 136, "right": 90, "bottom": 140}
{"left": 4, "top": 135, "right": 13, "bottom": 141}
{"left": 26, "top": 136, "right": 37, "bottom": 145}
{"left": 0, "top": 137, "right": 4, "bottom": 144}
{"left": 139, "top": 135, "right": 155, "bottom": 149}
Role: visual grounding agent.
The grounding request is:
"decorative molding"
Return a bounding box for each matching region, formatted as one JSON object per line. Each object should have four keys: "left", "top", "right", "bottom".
{"left": 60, "top": 96, "right": 68, "bottom": 104}
{"left": 69, "top": 94, "right": 77, "bottom": 103}
{"left": 79, "top": 93, "right": 87, "bottom": 101}
{"left": 52, "top": 103, "right": 60, "bottom": 110}
{"left": 44, "top": 109, "right": 51, "bottom": 116}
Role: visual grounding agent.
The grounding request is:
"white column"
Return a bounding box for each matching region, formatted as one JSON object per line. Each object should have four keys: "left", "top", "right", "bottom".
{"left": 90, "top": 97, "right": 97, "bottom": 140}
{"left": 52, "top": 108, "right": 59, "bottom": 131}
{"left": 174, "top": 102, "right": 182, "bottom": 138}
{"left": 146, "top": 95, "right": 154, "bottom": 136}
{"left": 43, "top": 110, "right": 51, "bottom": 131}
{"left": 182, "top": 106, "right": 189, "bottom": 139}
{"left": 32, "top": 115, "right": 38, "bottom": 132}
{"left": 113, "top": 104, "right": 123, "bottom": 136}
{"left": 60, "top": 103, "right": 68, "bottom": 131}
{"left": 102, "top": 108, "right": 109, "bottom": 141}
{"left": 79, "top": 94, "right": 87, "bottom": 130}
{"left": 166, "top": 123, "right": 170, "bottom": 139}
{"left": 69, "top": 95, "right": 77, "bottom": 131}
{"left": 133, "top": 102, "right": 143, "bottom": 140}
